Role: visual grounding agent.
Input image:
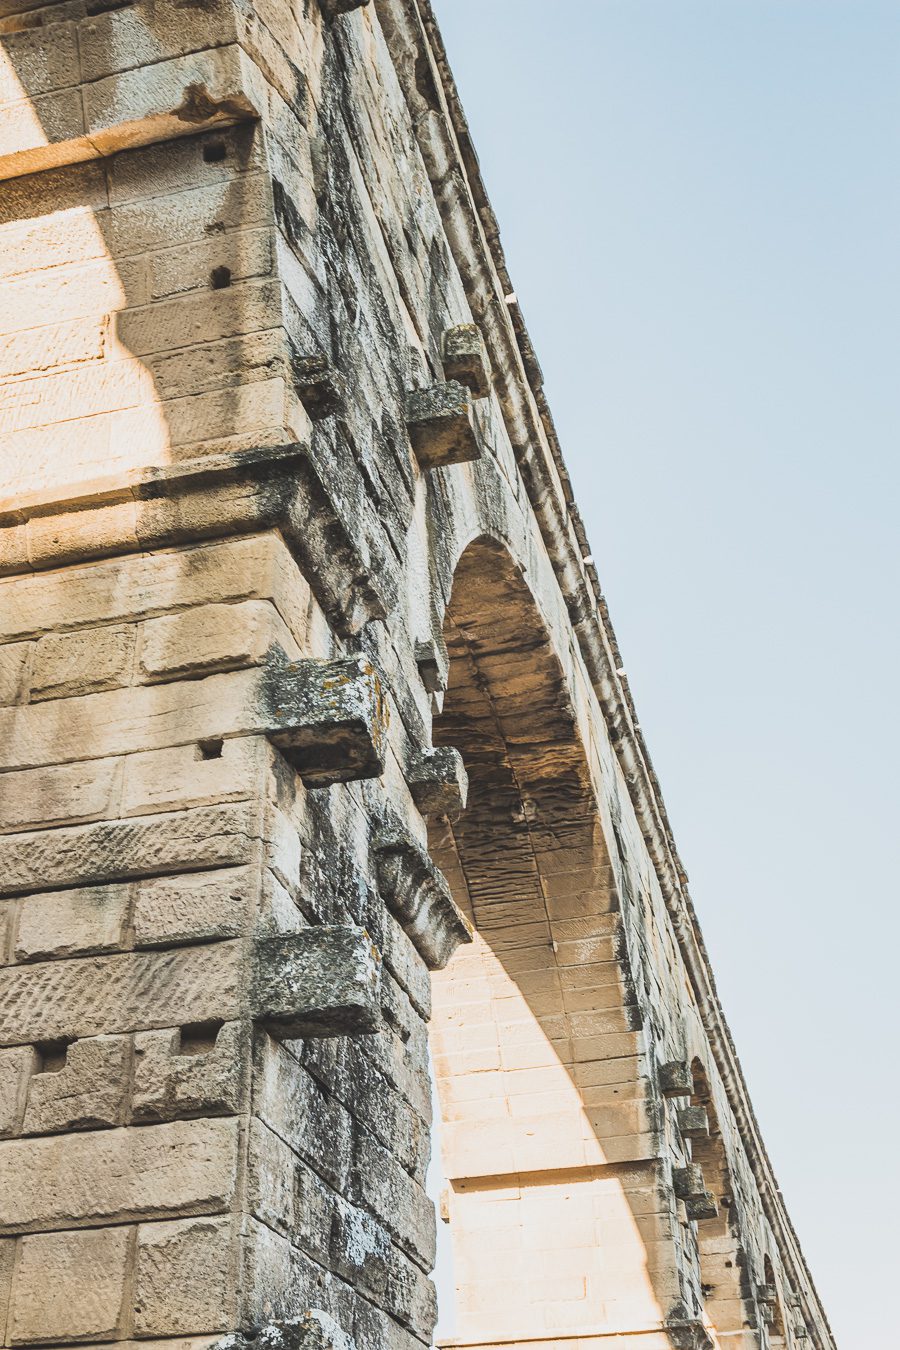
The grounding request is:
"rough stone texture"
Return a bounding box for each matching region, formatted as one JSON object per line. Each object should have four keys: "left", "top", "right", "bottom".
{"left": 0, "top": 3, "right": 833, "bottom": 1349}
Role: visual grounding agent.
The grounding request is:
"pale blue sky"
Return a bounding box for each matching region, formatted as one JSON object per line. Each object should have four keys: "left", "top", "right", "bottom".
{"left": 429, "top": 4, "right": 900, "bottom": 1346}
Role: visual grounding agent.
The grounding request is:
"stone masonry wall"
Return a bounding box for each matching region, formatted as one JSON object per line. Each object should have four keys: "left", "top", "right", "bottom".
{"left": 0, "top": 4, "right": 834, "bottom": 1350}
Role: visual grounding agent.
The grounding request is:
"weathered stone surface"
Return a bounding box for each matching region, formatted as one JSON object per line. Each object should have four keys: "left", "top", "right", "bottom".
{"left": 261, "top": 655, "right": 388, "bottom": 785}
{"left": 405, "top": 381, "right": 481, "bottom": 468}
{"left": 133, "top": 867, "right": 250, "bottom": 948}
{"left": 0, "top": 1047, "right": 30, "bottom": 1137}
{"left": 414, "top": 635, "right": 448, "bottom": 695}
{"left": 677, "top": 1105, "right": 710, "bottom": 1139}
{"left": 14, "top": 883, "right": 129, "bottom": 960}
{"left": 31, "top": 624, "right": 135, "bottom": 700}
{"left": 0, "top": 1117, "right": 238, "bottom": 1232}
{"left": 8, "top": 1226, "right": 130, "bottom": 1344}
{"left": 23, "top": 1034, "right": 129, "bottom": 1134}
{"left": 441, "top": 323, "right": 491, "bottom": 398}
{"left": 673, "top": 1164, "right": 707, "bottom": 1201}
{"left": 659, "top": 1059, "right": 693, "bottom": 1097}
{"left": 252, "top": 927, "right": 383, "bottom": 1039}
{"left": 407, "top": 745, "right": 468, "bottom": 820}
{"left": 375, "top": 832, "right": 472, "bottom": 971}
{"left": 134, "top": 1216, "right": 234, "bottom": 1335}
{"left": 132, "top": 1021, "right": 243, "bottom": 1122}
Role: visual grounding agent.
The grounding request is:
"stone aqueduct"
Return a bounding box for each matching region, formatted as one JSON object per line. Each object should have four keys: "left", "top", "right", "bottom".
{"left": 0, "top": 3, "right": 833, "bottom": 1349}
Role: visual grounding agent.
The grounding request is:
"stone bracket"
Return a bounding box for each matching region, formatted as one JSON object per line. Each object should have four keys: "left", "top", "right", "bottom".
{"left": 441, "top": 324, "right": 492, "bottom": 398}
{"left": 260, "top": 654, "right": 388, "bottom": 786}
{"left": 684, "top": 1190, "right": 719, "bottom": 1221}
{"left": 252, "top": 928, "right": 382, "bottom": 1039}
{"left": 405, "top": 382, "right": 482, "bottom": 469}
{"left": 320, "top": 0, "right": 370, "bottom": 20}
{"left": 407, "top": 746, "right": 468, "bottom": 820}
{"left": 673, "top": 1164, "right": 707, "bottom": 1201}
{"left": 658, "top": 1059, "right": 693, "bottom": 1097}
{"left": 677, "top": 1105, "right": 710, "bottom": 1139}
{"left": 415, "top": 636, "right": 449, "bottom": 694}
{"left": 374, "top": 831, "right": 472, "bottom": 971}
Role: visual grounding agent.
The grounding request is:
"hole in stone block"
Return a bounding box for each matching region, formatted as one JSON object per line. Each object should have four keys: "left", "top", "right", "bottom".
{"left": 179, "top": 1020, "right": 223, "bottom": 1055}
{"left": 34, "top": 1040, "right": 69, "bottom": 1074}
{"left": 203, "top": 137, "right": 227, "bottom": 163}
{"left": 197, "top": 738, "right": 224, "bottom": 760}
{"left": 210, "top": 266, "right": 232, "bottom": 290}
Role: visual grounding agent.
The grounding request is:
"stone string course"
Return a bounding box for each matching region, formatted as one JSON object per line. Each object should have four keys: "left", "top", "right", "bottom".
{"left": 0, "top": 3, "right": 833, "bottom": 1350}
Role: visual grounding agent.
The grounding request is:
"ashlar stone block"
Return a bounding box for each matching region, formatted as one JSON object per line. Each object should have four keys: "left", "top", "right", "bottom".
{"left": 405, "top": 381, "right": 482, "bottom": 468}
{"left": 251, "top": 927, "right": 383, "bottom": 1039}
{"left": 8, "top": 1226, "right": 130, "bottom": 1344}
{"left": 23, "top": 1034, "right": 129, "bottom": 1134}
{"left": 441, "top": 323, "right": 491, "bottom": 398}
{"left": 672, "top": 1164, "right": 707, "bottom": 1201}
{"left": 134, "top": 1216, "right": 234, "bottom": 1335}
{"left": 677, "top": 1105, "right": 710, "bottom": 1139}
{"left": 407, "top": 745, "right": 468, "bottom": 820}
{"left": 132, "top": 1020, "right": 243, "bottom": 1122}
{"left": 261, "top": 654, "right": 388, "bottom": 785}
{"left": 658, "top": 1059, "right": 693, "bottom": 1097}
{"left": 684, "top": 1191, "right": 719, "bottom": 1222}
{"left": 375, "top": 832, "right": 472, "bottom": 971}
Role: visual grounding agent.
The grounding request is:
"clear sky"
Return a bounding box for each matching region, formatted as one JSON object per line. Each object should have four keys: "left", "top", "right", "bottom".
{"left": 429, "top": 3, "right": 899, "bottom": 1346}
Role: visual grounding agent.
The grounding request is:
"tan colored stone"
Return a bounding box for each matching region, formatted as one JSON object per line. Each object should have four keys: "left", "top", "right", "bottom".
{"left": 23, "top": 1034, "right": 129, "bottom": 1134}
{"left": 0, "top": 1117, "right": 238, "bottom": 1232}
{"left": 0, "top": 1046, "right": 31, "bottom": 1137}
{"left": 132, "top": 1021, "right": 243, "bottom": 1123}
{"left": 14, "top": 882, "right": 129, "bottom": 960}
{"left": 121, "top": 737, "right": 267, "bottom": 818}
{"left": 0, "top": 941, "right": 242, "bottom": 1045}
{"left": 0, "top": 641, "right": 28, "bottom": 705}
{"left": 0, "top": 757, "right": 122, "bottom": 833}
{"left": 31, "top": 624, "right": 136, "bottom": 700}
{"left": 138, "top": 599, "right": 292, "bottom": 683}
{"left": 133, "top": 867, "right": 250, "bottom": 948}
{"left": 8, "top": 1225, "right": 129, "bottom": 1343}
{"left": 134, "top": 1216, "right": 234, "bottom": 1335}
{"left": 150, "top": 228, "right": 273, "bottom": 300}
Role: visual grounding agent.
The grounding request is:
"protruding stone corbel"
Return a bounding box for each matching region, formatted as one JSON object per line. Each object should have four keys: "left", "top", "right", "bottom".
{"left": 684, "top": 1191, "right": 719, "bottom": 1221}
{"left": 405, "top": 382, "right": 482, "bottom": 468}
{"left": 673, "top": 1164, "right": 707, "bottom": 1201}
{"left": 290, "top": 352, "right": 347, "bottom": 421}
{"left": 213, "top": 1309, "right": 356, "bottom": 1350}
{"left": 374, "top": 832, "right": 473, "bottom": 970}
{"left": 663, "top": 1309, "right": 714, "bottom": 1350}
{"left": 261, "top": 654, "right": 388, "bottom": 786}
{"left": 441, "top": 324, "right": 491, "bottom": 398}
{"left": 677, "top": 1105, "right": 710, "bottom": 1139}
{"left": 408, "top": 746, "right": 468, "bottom": 820}
{"left": 659, "top": 1060, "right": 693, "bottom": 1097}
{"left": 320, "top": 0, "right": 370, "bottom": 22}
{"left": 252, "top": 928, "right": 382, "bottom": 1039}
{"left": 415, "top": 636, "right": 449, "bottom": 694}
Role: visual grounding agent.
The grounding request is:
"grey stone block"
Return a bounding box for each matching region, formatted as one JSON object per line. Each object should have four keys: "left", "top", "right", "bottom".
{"left": 252, "top": 927, "right": 383, "bottom": 1039}
{"left": 676, "top": 1105, "right": 709, "bottom": 1139}
{"left": 407, "top": 746, "right": 468, "bottom": 820}
{"left": 441, "top": 324, "right": 491, "bottom": 398}
{"left": 672, "top": 1164, "right": 706, "bottom": 1200}
{"left": 261, "top": 655, "right": 388, "bottom": 786}
{"left": 684, "top": 1190, "right": 718, "bottom": 1221}
{"left": 414, "top": 636, "right": 449, "bottom": 694}
{"left": 658, "top": 1059, "right": 693, "bottom": 1097}
{"left": 374, "top": 832, "right": 472, "bottom": 971}
{"left": 405, "top": 381, "right": 481, "bottom": 468}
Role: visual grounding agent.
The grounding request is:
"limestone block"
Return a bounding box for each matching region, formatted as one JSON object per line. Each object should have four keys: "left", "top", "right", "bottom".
{"left": 374, "top": 832, "right": 472, "bottom": 971}
{"left": 252, "top": 927, "right": 383, "bottom": 1039}
{"left": 23, "top": 1034, "right": 128, "bottom": 1134}
{"left": 0, "top": 20, "right": 80, "bottom": 102}
{"left": 0, "top": 87, "right": 86, "bottom": 181}
{"left": 0, "top": 1047, "right": 31, "bottom": 1137}
{"left": 405, "top": 381, "right": 481, "bottom": 468}
{"left": 8, "top": 1226, "right": 130, "bottom": 1344}
{"left": 31, "top": 624, "right": 136, "bottom": 700}
{"left": 0, "top": 941, "right": 243, "bottom": 1045}
{"left": 658, "top": 1059, "right": 693, "bottom": 1097}
{"left": 0, "top": 1117, "right": 238, "bottom": 1232}
{"left": 84, "top": 45, "right": 265, "bottom": 155}
{"left": 407, "top": 745, "right": 468, "bottom": 820}
{"left": 677, "top": 1105, "right": 710, "bottom": 1139}
{"left": 14, "top": 883, "right": 130, "bottom": 961}
{"left": 134, "top": 1215, "right": 234, "bottom": 1335}
{"left": 0, "top": 802, "right": 260, "bottom": 897}
{"left": 139, "top": 600, "right": 291, "bottom": 683}
{"left": 132, "top": 1020, "right": 243, "bottom": 1122}
{"left": 684, "top": 1191, "right": 718, "bottom": 1221}
{"left": 350, "top": 1129, "right": 436, "bottom": 1270}
{"left": 672, "top": 1165, "right": 707, "bottom": 1201}
{"left": 261, "top": 655, "right": 388, "bottom": 785}
{"left": 441, "top": 323, "right": 491, "bottom": 398}
{"left": 290, "top": 353, "right": 347, "bottom": 421}
{"left": 210, "top": 1310, "right": 358, "bottom": 1350}
{"left": 0, "top": 1237, "right": 12, "bottom": 1345}
{"left": 121, "top": 737, "right": 267, "bottom": 818}
{"left": 0, "top": 757, "right": 121, "bottom": 833}
{"left": 414, "top": 636, "right": 448, "bottom": 694}
{"left": 0, "top": 642, "right": 28, "bottom": 705}
{"left": 133, "top": 867, "right": 250, "bottom": 948}
{"left": 79, "top": 0, "right": 240, "bottom": 83}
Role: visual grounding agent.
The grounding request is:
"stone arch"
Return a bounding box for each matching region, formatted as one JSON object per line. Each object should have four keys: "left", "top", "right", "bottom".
{"left": 688, "top": 1058, "right": 758, "bottom": 1348}
{"left": 425, "top": 536, "right": 678, "bottom": 1349}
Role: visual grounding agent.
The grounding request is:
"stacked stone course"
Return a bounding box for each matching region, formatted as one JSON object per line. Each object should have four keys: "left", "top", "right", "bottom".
{"left": 0, "top": 3, "right": 834, "bottom": 1350}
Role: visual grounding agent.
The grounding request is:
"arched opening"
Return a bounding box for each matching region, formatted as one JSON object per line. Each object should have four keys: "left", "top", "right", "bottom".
{"left": 688, "top": 1059, "right": 758, "bottom": 1348}
{"left": 427, "top": 538, "right": 676, "bottom": 1349}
